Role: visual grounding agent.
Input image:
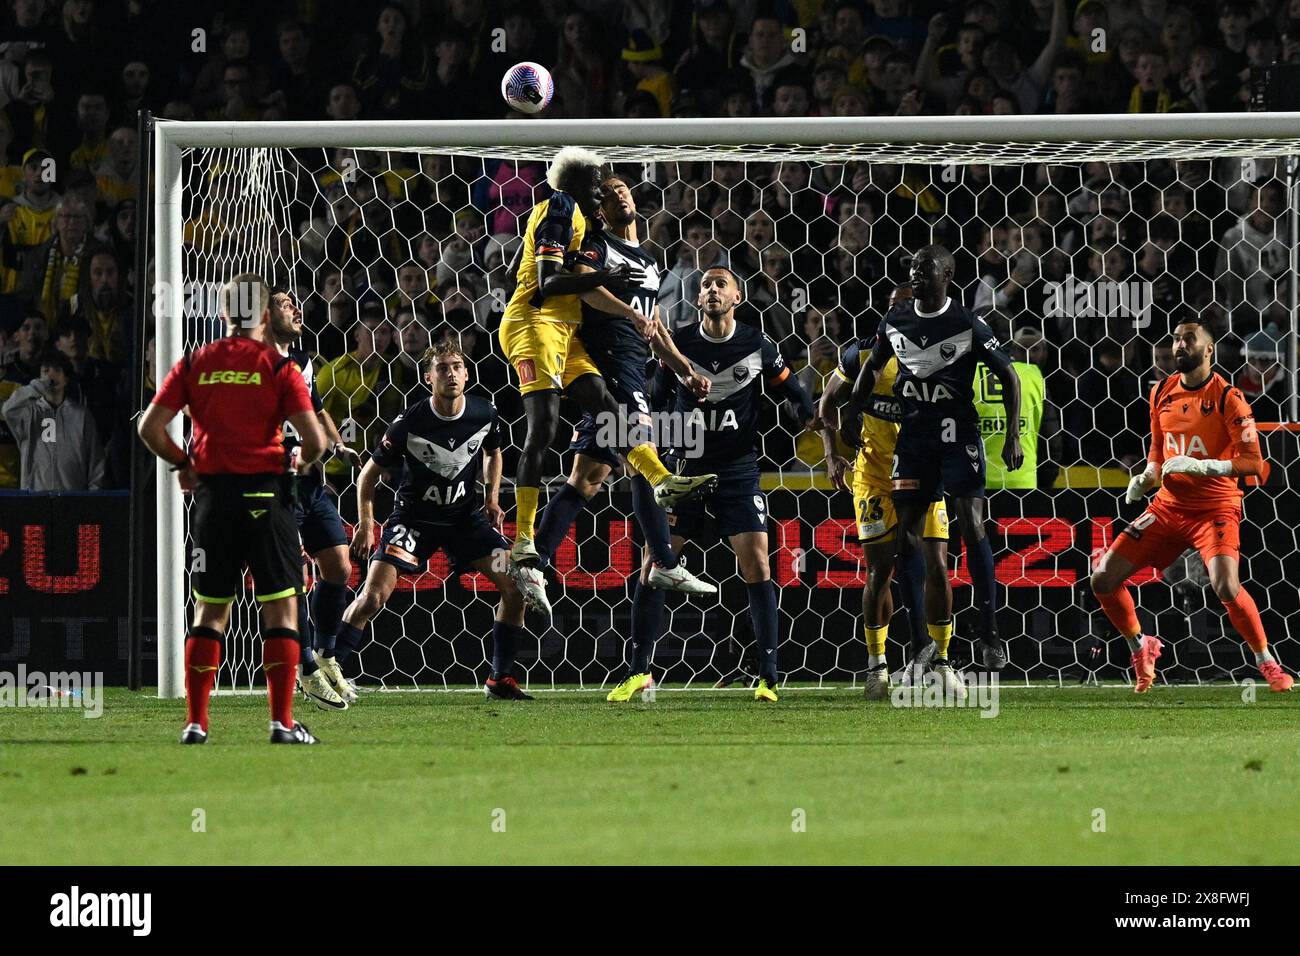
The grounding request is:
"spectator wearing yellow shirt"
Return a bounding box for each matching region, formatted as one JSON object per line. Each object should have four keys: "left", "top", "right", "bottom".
{"left": 69, "top": 92, "right": 112, "bottom": 173}
{"left": 1, "top": 150, "right": 61, "bottom": 295}
{"left": 59, "top": 247, "right": 131, "bottom": 366}
{"left": 94, "top": 127, "right": 138, "bottom": 205}
{"left": 19, "top": 199, "right": 90, "bottom": 318}
{"left": 315, "top": 306, "right": 405, "bottom": 481}
{"left": 622, "top": 30, "right": 676, "bottom": 117}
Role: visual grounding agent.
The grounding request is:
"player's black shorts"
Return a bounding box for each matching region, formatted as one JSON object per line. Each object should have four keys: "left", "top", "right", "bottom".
{"left": 374, "top": 509, "right": 509, "bottom": 575}
{"left": 294, "top": 478, "right": 348, "bottom": 555}
{"left": 570, "top": 360, "right": 650, "bottom": 470}
{"left": 663, "top": 459, "right": 768, "bottom": 541}
{"left": 892, "top": 422, "right": 986, "bottom": 503}
{"left": 191, "top": 473, "right": 303, "bottom": 604}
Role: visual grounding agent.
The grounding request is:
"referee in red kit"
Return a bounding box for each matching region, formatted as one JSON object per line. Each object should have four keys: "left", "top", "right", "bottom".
{"left": 138, "top": 273, "right": 327, "bottom": 745}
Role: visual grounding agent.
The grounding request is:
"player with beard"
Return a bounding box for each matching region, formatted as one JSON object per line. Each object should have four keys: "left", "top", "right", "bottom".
{"left": 498, "top": 147, "right": 716, "bottom": 613}
{"left": 852, "top": 245, "right": 1023, "bottom": 673}
{"left": 529, "top": 174, "right": 717, "bottom": 622}
{"left": 1091, "top": 318, "right": 1290, "bottom": 693}
{"left": 262, "top": 291, "right": 361, "bottom": 710}
{"left": 617, "top": 267, "right": 817, "bottom": 703}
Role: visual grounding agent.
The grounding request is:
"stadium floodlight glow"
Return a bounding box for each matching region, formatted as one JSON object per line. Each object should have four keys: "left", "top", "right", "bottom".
{"left": 154, "top": 115, "right": 1300, "bottom": 699}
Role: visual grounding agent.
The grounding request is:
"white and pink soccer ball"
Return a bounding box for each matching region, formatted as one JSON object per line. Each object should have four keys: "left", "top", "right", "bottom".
{"left": 501, "top": 61, "right": 554, "bottom": 114}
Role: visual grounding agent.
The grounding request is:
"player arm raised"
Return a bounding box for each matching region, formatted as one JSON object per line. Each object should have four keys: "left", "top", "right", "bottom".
{"left": 570, "top": 258, "right": 655, "bottom": 339}
{"left": 537, "top": 256, "right": 644, "bottom": 305}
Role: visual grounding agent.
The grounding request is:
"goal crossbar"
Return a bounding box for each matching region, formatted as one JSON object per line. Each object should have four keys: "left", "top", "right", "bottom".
{"left": 152, "top": 113, "right": 1300, "bottom": 697}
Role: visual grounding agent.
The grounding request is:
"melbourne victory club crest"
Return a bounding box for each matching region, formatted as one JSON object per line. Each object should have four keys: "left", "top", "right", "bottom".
{"left": 966, "top": 443, "right": 981, "bottom": 471}
{"left": 940, "top": 342, "right": 957, "bottom": 361}
{"left": 733, "top": 364, "right": 750, "bottom": 383}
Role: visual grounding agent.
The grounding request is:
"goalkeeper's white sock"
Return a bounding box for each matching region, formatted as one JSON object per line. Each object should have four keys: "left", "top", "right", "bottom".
{"left": 1255, "top": 648, "right": 1275, "bottom": 665}
{"left": 1125, "top": 634, "right": 1145, "bottom": 654}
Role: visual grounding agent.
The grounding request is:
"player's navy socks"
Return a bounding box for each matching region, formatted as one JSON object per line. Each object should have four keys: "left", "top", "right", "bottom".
{"left": 491, "top": 620, "right": 524, "bottom": 676}
{"left": 297, "top": 594, "right": 319, "bottom": 675}
{"left": 333, "top": 622, "right": 365, "bottom": 666}
{"left": 631, "top": 475, "right": 678, "bottom": 568}
{"left": 967, "top": 534, "right": 999, "bottom": 641}
{"left": 895, "top": 546, "right": 929, "bottom": 649}
{"left": 535, "top": 483, "right": 589, "bottom": 566}
{"left": 631, "top": 578, "right": 666, "bottom": 673}
{"left": 310, "top": 580, "right": 349, "bottom": 655}
{"left": 747, "top": 579, "right": 780, "bottom": 683}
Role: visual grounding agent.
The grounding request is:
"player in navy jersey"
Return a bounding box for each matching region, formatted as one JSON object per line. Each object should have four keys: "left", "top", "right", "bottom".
{"left": 609, "top": 266, "right": 817, "bottom": 703}
{"left": 851, "top": 245, "right": 1024, "bottom": 671}
{"left": 324, "top": 340, "right": 535, "bottom": 700}
{"left": 530, "top": 175, "right": 717, "bottom": 622}
{"left": 820, "top": 285, "right": 957, "bottom": 699}
{"left": 262, "top": 292, "right": 362, "bottom": 711}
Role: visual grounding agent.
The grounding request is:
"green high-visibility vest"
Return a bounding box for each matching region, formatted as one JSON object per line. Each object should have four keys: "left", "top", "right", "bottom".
{"left": 975, "top": 361, "right": 1043, "bottom": 489}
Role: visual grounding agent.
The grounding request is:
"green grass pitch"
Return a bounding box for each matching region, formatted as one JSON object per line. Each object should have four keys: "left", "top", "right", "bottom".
{"left": 1, "top": 685, "right": 1294, "bottom": 865}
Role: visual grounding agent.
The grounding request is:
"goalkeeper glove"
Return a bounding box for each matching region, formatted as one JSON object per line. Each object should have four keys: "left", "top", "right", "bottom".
{"left": 1125, "top": 466, "right": 1159, "bottom": 504}
{"left": 1161, "top": 455, "right": 1234, "bottom": 479}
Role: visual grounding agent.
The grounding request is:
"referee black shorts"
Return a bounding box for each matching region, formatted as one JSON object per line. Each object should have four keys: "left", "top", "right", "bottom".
{"left": 191, "top": 473, "right": 304, "bottom": 605}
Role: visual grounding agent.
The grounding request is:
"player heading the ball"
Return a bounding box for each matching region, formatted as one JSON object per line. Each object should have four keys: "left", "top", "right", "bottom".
{"left": 497, "top": 146, "right": 716, "bottom": 613}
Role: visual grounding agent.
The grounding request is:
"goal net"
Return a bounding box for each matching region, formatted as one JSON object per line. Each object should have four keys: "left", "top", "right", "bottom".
{"left": 152, "top": 115, "right": 1300, "bottom": 697}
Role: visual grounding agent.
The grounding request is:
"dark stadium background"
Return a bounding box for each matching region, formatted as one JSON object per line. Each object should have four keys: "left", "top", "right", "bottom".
{"left": 0, "top": 0, "right": 1297, "bottom": 687}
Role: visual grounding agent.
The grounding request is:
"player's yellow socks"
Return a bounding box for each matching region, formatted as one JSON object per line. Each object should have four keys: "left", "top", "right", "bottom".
{"left": 624, "top": 444, "right": 671, "bottom": 486}
{"left": 514, "top": 486, "right": 539, "bottom": 541}
{"left": 864, "top": 623, "right": 888, "bottom": 658}
{"left": 927, "top": 620, "right": 953, "bottom": 658}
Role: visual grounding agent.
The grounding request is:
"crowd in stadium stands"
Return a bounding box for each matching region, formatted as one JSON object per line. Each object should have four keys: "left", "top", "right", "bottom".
{"left": 0, "top": 0, "right": 1293, "bottom": 494}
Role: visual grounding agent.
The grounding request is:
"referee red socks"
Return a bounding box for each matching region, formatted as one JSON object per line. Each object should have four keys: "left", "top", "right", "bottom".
{"left": 184, "top": 628, "right": 223, "bottom": 731}
{"left": 263, "top": 629, "right": 301, "bottom": 728}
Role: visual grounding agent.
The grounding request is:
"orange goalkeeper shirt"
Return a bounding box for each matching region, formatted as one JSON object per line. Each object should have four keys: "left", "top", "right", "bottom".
{"left": 1147, "top": 371, "right": 1264, "bottom": 512}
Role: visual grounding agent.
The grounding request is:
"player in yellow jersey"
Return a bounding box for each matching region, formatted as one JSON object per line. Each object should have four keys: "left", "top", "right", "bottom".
{"left": 819, "top": 286, "right": 955, "bottom": 700}
{"left": 497, "top": 147, "right": 716, "bottom": 610}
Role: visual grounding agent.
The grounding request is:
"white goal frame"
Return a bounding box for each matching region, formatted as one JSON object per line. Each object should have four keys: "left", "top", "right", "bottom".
{"left": 153, "top": 113, "right": 1300, "bottom": 698}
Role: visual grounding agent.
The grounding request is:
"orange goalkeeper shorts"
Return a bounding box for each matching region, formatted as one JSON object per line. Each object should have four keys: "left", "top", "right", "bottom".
{"left": 1110, "top": 497, "right": 1242, "bottom": 571}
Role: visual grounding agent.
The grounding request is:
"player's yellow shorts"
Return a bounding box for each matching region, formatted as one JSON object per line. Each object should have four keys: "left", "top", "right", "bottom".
{"left": 852, "top": 472, "right": 949, "bottom": 545}
{"left": 498, "top": 317, "right": 601, "bottom": 395}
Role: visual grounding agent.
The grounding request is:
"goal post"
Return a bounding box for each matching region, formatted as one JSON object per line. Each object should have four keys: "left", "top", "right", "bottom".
{"left": 152, "top": 114, "right": 1300, "bottom": 698}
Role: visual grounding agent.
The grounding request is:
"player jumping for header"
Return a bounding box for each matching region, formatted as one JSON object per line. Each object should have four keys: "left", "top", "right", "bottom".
{"left": 852, "top": 245, "right": 1023, "bottom": 673}
{"left": 497, "top": 147, "right": 716, "bottom": 611}
{"left": 1091, "top": 317, "right": 1292, "bottom": 693}
{"left": 528, "top": 173, "right": 717, "bottom": 614}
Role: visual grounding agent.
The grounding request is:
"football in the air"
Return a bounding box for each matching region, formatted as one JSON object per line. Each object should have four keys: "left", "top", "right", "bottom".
{"left": 501, "top": 61, "right": 554, "bottom": 114}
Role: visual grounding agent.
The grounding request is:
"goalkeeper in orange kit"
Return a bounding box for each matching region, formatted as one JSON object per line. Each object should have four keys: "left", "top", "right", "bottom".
{"left": 1090, "top": 318, "right": 1292, "bottom": 693}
